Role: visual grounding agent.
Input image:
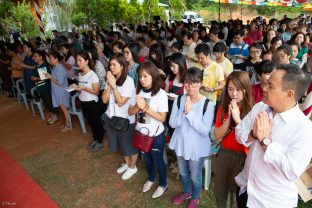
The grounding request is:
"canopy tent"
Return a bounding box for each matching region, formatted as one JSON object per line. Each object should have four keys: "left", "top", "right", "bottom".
{"left": 209, "top": 0, "right": 309, "bottom": 6}
{"left": 205, "top": 0, "right": 311, "bottom": 22}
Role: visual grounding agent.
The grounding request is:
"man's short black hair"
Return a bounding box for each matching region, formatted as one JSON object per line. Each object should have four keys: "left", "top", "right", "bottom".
{"left": 232, "top": 29, "right": 244, "bottom": 37}
{"left": 278, "top": 64, "right": 311, "bottom": 101}
{"left": 209, "top": 26, "right": 220, "bottom": 35}
{"left": 277, "top": 44, "right": 292, "bottom": 56}
{"left": 195, "top": 43, "right": 211, "bottom": 56}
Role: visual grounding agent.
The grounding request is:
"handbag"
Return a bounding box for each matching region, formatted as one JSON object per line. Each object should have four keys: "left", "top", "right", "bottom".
{"left": 133, "top": 126, "right": 160, "bottom": 153}
{"left": 109, "top": 116, "right": 129, "bottom": 132}
{"left": 109, "top": 97, "right": 129, "bottom": 132}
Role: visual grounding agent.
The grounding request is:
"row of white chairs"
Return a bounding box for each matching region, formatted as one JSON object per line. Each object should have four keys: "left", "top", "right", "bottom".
{"left": 12, "top": 78, "right": 87, "bottom": 133}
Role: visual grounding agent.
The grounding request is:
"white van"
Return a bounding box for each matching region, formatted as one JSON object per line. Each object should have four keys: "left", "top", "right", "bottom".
{"left": 182, "top": 11, "right": 204, "bottom": 24}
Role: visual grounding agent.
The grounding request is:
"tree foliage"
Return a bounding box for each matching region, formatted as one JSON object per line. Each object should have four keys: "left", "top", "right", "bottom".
{"left": 71, "top": 12, "right": 88, "bottom": 29}
{"left": 3, "top": 0, "right": 40, "bottom": 39}
{"left": 72, "top": 0, "right": 145, "bottom": 29}
{"left": 143, "top": 0, "right": 167, "bottom": 21}
{"left": 0, "top": 0, "right": 13, "bottom": 36}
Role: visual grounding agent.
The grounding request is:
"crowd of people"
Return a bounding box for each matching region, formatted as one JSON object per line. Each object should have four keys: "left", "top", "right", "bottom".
{"left": 1, "top": 13, "right": 312, "bottom": 208}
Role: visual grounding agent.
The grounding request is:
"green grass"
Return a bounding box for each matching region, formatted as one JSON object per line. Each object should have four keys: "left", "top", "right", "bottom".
{"left": 20, "top": 140, "right": 216, "bottom": 208}
{"left": 20, "top": 138, "right": 311, "bottom": 208}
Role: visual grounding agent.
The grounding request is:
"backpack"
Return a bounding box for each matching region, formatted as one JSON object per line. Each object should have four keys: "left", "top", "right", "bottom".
{"left": 177, "top": 95, "right": 209, "bottom": 116}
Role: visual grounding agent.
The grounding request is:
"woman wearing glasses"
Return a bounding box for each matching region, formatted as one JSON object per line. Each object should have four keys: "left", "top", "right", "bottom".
{"left": 169, "top": 67, "right": 215, "bottom": 208}
{"left": 242, "top": 43, "right": 262, "bottom": 84}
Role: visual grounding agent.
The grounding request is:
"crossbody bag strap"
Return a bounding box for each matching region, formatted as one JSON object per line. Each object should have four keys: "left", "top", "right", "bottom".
{"left": 154, "top": 125, "right": 160, "bottom": 137}
{"left": 233, "top": 42, "right": 246, "bottom": 64}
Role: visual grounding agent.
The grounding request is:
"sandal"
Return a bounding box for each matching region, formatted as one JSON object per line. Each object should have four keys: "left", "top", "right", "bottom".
{"left": 47, "top": 117, "right": 59, "bottom": 125}
{"left": 61, "top": 124, "right": 71, "bottom": 133}
{"left": 59, "top": 124, "right": 67, "bottom": 129}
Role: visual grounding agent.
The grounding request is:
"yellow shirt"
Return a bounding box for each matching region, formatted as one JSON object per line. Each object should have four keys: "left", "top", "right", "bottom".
{"left": 195, "top": 61, "right": 225, "bottom": 105}
{"left": 217, "top": 58, "right": 233, "bottom": 78}
{"left": 216, "top": 58, "right": 233, "bottom": 99}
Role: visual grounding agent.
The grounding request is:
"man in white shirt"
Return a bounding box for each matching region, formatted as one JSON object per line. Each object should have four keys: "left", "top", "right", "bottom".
{"left": 235, "top": 64, "right": 312, "bottom": 208}
{"left": 181, "top": 32, "right": 198, "bottom": 68}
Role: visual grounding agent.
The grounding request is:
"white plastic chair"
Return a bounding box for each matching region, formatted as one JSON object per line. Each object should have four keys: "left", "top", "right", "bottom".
{"left": 68, "top": 92, "right": 87, "bottom": 133}
{"left": 30, "top": 87, "right": 45, "bottom": 120}
{"left": 203, "top": 158, "right": 212, "bottom": 190}
{"left": 16, "top": 78, "right": 29, "bottom": 110}
{"left": 11, "top": 76, "right": 17, "bottom": 98}
{"left": 203, "top": 125, "right": 215, "bottom": 191}
{"left": 301, "top": 91, "right": 312, "bottom": 118}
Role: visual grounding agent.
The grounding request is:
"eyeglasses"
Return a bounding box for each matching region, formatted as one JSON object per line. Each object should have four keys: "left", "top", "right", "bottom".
{"left": 184, "top": 82, "right": 200, "bottom": 87}
{"left": 250, "top": 50, "right": 261, "bottom": 54}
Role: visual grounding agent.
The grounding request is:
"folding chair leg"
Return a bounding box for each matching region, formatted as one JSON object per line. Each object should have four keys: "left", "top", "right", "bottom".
{"left": 38, "top": 103, "right": 45, "bottom": 120}
{"left": 204, "top": 158, "right": 212, "bottom": 190}
{"left": 30, "top": 102, "right": 35, "bottom": 117}
{"left": 77, "top": 113, "right": 86, "bottom": 133}
{"left": 68, "top": 112, "right": 72, "bottom": 129}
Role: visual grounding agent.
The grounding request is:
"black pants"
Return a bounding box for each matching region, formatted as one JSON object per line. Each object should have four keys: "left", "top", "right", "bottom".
{"left": 40, "top": 91, "right": 58, "bottom": 114}
{"left": 97, "top": 89, "right": 107, "bottom": 115}
{"left": 236, "top": 186, "right": 248, "bottom": 208}
{"left": 80, "top": 100, "right": 104, "bottom": 144}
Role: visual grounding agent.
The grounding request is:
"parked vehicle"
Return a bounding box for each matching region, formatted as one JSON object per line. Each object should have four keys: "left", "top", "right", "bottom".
{"left": 182, "top": 11, "right": 204, "bottom": 23}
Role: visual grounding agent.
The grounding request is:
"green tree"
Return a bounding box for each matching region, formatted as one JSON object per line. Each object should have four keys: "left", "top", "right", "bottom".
{"left": 3, "top": 0, "right": 40, "bottom": 39}
{"left": 0, "top": 0, "right": 13, "bottom": 36}
{"left": 143, "top": 0, "right": 167, "bottom": 21}
{"left": 71, "top": 12, "right": 88, "bottom": 29}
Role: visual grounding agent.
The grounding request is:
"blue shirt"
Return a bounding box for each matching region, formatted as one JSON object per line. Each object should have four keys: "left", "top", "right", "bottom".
{"left": 229, "top": 41, "right": 249, "bottom": 65}
{"left": 169, "top": 95, "right": 215, "bottom": 161}
{"left": 128, "top": 63, "right": 139, "bottom": 87}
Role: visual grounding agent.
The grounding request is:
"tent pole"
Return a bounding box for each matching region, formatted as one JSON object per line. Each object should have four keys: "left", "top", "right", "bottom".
{"left": 182, "top": 0, "right": 184, "bottom": 17}
{"left": 241, "top": 4, "right": 243, "bottom": 22}
{"left": 168, "top": 0, "right": 172, "bottom": 25}
{"left": 148, "top": 0, "right": 151, "bottom": 23}
{"left": 219, "top": 0, "right": 221, "bottom": 22}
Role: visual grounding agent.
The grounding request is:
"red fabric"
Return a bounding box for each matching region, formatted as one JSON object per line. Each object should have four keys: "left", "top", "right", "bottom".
{"left": 215, "top": 107, "right": 246, "bottom": 153}
{"left": 252, "top": 84, "right": 263, "bottom": 103}
{"left": 0, "top": 148, "right": 59, "bottom": 208}
{"left": 250, "top": 29, "right": 263, "bottom": 42}
{"left": 307, "top": 82, "right": 312, "bottom": 95}
{"left": 169, "top": 80, "right": 184, "bottom": 95}
{"left": 303, "top": 105, "right": 312, "bottom": 116}
{"left": 138, "top": 56, "right": 145, "bottom": 63}
{"left": 243, "top": 37, "right": 253, "bottom": 45}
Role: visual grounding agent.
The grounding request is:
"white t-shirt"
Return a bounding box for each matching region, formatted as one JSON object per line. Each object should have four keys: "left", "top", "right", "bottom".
{"left": 78, "top": 70, "right": 99, "bottom": 102}
{"left": 136, "top": 89, "right": 168, "bottom": 137}
{"left": 105, "top": 76, "right": 136, "bottom": 124}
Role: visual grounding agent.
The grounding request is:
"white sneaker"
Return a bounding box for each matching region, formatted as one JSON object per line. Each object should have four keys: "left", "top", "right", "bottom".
{"left": 121, "top": 166, "right": 137, "bottom": 180}
{"left": 142, "top": 180, "right": 154, "bottom": 193}
{"left": 117, "top": 163, "right": 129, "bottom": 174}
{"left": 152, "top": 186, "right": 168, "bottom": 199}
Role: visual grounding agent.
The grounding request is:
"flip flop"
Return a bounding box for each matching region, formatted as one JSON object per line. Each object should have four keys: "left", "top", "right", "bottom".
{"left": 47, "top": 118, "right": 59, "bottom": 125}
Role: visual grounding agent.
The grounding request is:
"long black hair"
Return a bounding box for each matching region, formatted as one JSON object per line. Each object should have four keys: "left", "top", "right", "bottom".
{"left": 149, "top": 43, "right": 165, "bottom": 69}
{"left": 168, "top": 52, "right": 187, "bottom": 82}
{"left": 136, "top": 61, "right": 161, "bottom": 96}
{"left": 109, "top": 53, "right": 128, "bottom": 87}
{"left": 124, "top": 43, "right": 139, "bottom": 63}
{"left": 76, "top": 51, "right": 95, "bottom": 71}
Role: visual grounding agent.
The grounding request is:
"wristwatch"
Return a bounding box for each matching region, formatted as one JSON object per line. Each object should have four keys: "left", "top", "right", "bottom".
{"left": 261, "top": 137, "right": 272, "bottom": 146}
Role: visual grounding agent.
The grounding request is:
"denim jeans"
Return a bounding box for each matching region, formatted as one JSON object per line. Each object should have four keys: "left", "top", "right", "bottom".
{"left": 177, "top": 156, "right": 206, "bottom": 200}
{"left": 142, "top": 130, "right": 167, "bottom": 187}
